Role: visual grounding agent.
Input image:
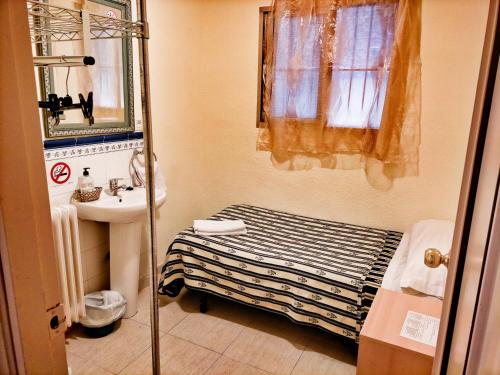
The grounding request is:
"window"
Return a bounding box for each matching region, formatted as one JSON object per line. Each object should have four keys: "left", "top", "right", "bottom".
{"left": 256, "top": 0, "right": 421, "bottom": 189}
{"left": 328, "top": 4, "right": 396, "bottom": 129}
{"left": 257, "top": 4, "right": 397, "bottom": 129}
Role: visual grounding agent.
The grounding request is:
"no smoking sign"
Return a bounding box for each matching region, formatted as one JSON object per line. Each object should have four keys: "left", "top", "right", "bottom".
{"left": 50, "top": 162, "right": 71, "bottom": 184}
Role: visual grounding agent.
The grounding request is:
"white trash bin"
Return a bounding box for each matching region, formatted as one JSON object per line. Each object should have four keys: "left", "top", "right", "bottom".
{"left": 81, "top": 290, "right": 127, "bottom": 337}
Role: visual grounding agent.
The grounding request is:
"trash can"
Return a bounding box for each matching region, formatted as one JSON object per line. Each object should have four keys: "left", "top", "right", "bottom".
{"left": 80, "top": 290, "right": 127, "bottom": 337}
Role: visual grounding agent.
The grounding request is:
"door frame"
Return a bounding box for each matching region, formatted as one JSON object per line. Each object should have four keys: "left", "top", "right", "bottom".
{"left": 432, "top": 0, "right": 499, "bottom": 373}
{"left": 0, "top": 211, "right": 23, "bottom": 375}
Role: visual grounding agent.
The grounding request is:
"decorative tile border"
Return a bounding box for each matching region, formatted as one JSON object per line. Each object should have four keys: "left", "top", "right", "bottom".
{"left": 44, "top": 139, "right": 144, "bottom": 162}
{"left": 43, "top": 131, "right": 143, "bottom": 150}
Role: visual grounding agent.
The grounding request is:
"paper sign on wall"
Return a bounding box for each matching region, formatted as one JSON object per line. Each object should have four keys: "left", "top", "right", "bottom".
{"left": 400, "top": 310, "right": 440, "bottom": 347}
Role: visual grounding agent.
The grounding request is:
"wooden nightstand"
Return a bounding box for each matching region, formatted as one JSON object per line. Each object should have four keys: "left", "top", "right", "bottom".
{"left": 357, "top": 288, "right": 443, "bottom": 375}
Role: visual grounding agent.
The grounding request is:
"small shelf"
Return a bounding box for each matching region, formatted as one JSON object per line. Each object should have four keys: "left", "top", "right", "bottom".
{"left": 27, "top": 0, "right": 144, "bottom": 45}
{"left": 88, "top": 12, "right": 144, "bottom": 39}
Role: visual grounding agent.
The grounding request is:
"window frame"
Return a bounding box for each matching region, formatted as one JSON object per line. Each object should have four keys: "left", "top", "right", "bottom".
{"left": 256, "top": 6, "right": 271, "bottom": 128}
{"left": 257, "top": 4, "right": 394, "bottom": 132}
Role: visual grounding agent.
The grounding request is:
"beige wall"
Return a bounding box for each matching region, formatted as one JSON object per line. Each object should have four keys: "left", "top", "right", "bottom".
{"left": 149, "top": 0, "right": 489, "bottom": 255}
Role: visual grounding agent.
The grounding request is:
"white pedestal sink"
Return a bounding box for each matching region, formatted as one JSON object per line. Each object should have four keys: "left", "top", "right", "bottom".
{"left": 73, "top": 187, "right": 166, "bottom": 318}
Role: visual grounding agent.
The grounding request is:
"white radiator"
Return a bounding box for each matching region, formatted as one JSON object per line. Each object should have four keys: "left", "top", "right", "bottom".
{"left": 51, "top": 205, "right": 85, "bottom": 328}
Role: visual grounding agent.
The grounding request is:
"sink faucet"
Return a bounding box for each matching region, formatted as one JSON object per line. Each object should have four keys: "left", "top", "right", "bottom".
{"left": 109, "top": 178, "right": 127, "bottom": 196}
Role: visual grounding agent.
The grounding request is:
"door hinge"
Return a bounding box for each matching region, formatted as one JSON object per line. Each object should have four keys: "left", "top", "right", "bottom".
{"left": 47, "top": 303, "right": 66, "bottom": 338}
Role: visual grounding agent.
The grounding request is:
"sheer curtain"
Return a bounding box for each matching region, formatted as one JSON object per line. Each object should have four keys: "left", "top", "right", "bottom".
{"left": 328, "top": 4, "right": 396, "bottom": 129}
{"left": 272, "top": 16, "right": 322, "bottom": 119}
{"left": 88, "top": 38, "right": 125, "bottom": 121}
{"left": 258, "top": 0, "right": 422, "bottom": 190}
{"left": 81, "top": 0, "right": 125, "bottom": 122}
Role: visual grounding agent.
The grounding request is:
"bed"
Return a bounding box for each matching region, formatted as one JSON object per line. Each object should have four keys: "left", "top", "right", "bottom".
{"left": 158, "top": 204, "right": 402, "bottom": 342}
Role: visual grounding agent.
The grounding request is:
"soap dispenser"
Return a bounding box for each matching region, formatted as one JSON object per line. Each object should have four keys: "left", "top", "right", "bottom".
{"left": 78, "top": 167, "right": 95, "bottom": 193}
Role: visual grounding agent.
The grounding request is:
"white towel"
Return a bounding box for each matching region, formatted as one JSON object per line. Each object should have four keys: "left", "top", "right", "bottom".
{"left": 193, "top": 219, "right": 247, "bottom": 236}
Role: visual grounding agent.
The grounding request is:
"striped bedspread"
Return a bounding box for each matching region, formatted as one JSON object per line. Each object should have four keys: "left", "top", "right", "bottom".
{"left": 158, "top": 204, "right": 402, "bottom": 342}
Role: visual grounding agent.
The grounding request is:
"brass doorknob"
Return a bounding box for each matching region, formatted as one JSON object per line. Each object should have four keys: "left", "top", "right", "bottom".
{"left": 424, "top": 248, "right": 450, "bottom": 268}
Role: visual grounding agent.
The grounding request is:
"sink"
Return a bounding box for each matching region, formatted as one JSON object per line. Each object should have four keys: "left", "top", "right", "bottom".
{"left": 73, "top": 187, "right": 166, "bottom": 318}
{"left": 73, "top": 187, "right": 167, "bottom": 224}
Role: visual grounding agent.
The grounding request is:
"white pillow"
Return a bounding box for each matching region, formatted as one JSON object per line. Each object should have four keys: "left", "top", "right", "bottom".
{"left": 400, "top": 219, "right": 455, "bottom": 298}
{"left": 381, "top": 232, "right": 410, "bottom": 292}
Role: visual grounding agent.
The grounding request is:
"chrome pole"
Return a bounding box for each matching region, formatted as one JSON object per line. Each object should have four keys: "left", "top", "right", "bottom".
{"left": 136, "top": 0, "right": 160, "bottom": 374}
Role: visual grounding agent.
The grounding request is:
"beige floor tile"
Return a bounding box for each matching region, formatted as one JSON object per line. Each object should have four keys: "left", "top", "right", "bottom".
{"left": 67, "top": 352, "right": 113, "bottom": 375}
{"left": 131, "top": 287, "right": 199, "bottom": 333}
{"left": 224, "top": 312, "right": 310, "bottom": 375}
{"left": 65, "top": 287, "right": 358, "bottom": 375}
{"left": 66, "top": 319, "right": 156, "bottom": 374}
{"left": 169, "top": 295, "right": 254, "bottom": 353}
{"left": 120, "top": 334, "right": 220, "bottom": 375}
{"left": 291, "top": 331, "right": 357, "bottom": 375}
{"left": 205, "top": 356, "right": 271, "bottom": 375}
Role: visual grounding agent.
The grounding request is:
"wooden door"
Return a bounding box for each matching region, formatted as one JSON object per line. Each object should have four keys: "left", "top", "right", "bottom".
{"left": 0, "top": 1, "right": 68, "bottom": 373}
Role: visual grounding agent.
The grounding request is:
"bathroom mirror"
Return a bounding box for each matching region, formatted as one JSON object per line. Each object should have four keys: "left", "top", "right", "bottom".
{"left": 38, "top": 0, "right": 134, "bottom": 138}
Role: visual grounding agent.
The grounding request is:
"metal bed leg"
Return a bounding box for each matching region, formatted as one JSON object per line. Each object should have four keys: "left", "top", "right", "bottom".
{"left": 200, "top": 294, "right": 208, "bottom": 313}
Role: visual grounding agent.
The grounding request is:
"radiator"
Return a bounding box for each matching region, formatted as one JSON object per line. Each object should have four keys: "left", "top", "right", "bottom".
{"left": 51, "top": 205, "right": 85, "bottom": 328}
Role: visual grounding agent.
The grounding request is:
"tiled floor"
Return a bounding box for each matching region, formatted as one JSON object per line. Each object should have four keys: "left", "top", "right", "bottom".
{"left": 66, "top": 288, "right": 357, "bottom": 375}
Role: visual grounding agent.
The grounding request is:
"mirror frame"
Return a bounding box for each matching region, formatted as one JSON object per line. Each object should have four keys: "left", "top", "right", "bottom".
{"left": 38, "top": 0, "right": 135, "bottom": 139}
